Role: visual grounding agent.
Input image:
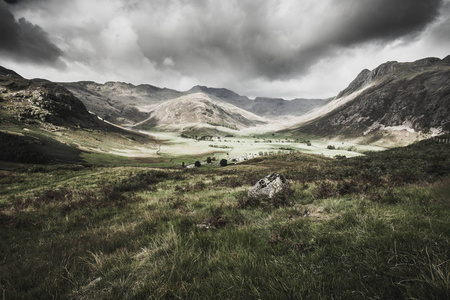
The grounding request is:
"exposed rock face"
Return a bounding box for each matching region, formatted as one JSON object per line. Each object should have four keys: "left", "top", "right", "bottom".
{"left": 0, "top": 71, "right": 101, "bottom": 128}
{"left": 293, "top": 56, "right": 450, "bottom": 139}
{"left": 248, "top": 173, "right": 290, "bottom": 200}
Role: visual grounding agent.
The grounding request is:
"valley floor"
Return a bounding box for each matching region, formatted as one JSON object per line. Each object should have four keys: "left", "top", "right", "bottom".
{"left": 1, "top": 137, "right": 449, "bottom": 299}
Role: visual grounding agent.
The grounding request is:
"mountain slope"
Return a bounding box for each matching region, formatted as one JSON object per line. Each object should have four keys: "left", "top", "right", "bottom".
{"left": 62, "top": 81, "right": 183, "bottom": 125}
{"left": 0, "top": 67, "right": 158, "bottom": 164}
{"left": 178, "top": 85, "right": 330, "bottom": 119}
{"left": 251, "top": 97, "right": 331, "bottom": 118}
{"left": 134, "top": 92, "right": 267, "bottom": 133}
{"left": 1, "top": 75, "right": 101, "bottom": 129}
{"left": 287, "top": 56, "right": 450, "bottom": 144}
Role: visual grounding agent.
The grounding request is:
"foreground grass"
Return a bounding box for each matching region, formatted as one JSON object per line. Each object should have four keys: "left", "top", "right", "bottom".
{"left": 1, "top": 138, "right": 449, "bottom": 299}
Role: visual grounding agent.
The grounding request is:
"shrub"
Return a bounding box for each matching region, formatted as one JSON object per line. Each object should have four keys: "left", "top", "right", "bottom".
{"left": 327, "top": 145, "right": 336, "bottom": 150}
{"left": 314, "top": 181, "right": 339, "bottom": 199}
{"left": 206, "top": 157, "right": 212, "bottom": 164}
{"left": 220, "top": 159, "right": 228, "bottom": 166}
{"left": 194, "top": 161, "right": 201, "bottom": 167}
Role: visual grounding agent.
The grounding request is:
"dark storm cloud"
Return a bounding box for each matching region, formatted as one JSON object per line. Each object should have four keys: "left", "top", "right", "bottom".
{"left": 134, "top": 0, "right": 444, "bottom": 82}
{"left": 0, "top": 1, "right": 63, "bottom": 65}
{"left": 1, "top": 0, "right": 448, "bottom": 98}
{"left": 333, "top": 0, "right": 443, "bottom": 45}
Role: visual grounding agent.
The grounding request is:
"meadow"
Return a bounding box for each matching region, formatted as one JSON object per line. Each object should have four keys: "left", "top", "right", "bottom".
{"left": 0, "top": 135, "right": 449, "bottom": 299}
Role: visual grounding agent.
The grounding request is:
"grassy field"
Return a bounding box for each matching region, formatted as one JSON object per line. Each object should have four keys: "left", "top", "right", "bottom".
{"left": 1, "top": 136, "right": 449, "bottom": 299}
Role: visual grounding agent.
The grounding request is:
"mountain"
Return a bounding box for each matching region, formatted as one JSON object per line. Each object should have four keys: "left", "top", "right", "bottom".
{"left": 287, "top": 56, "right": 450, "bottom": 144}
{"left": 134, "top": 92, "right": 266, "bottom": 135}
{"left": 62, "top": 82, "right": 328, "bottom": 125}
{"left": 185, "top": 85, "right": 254, "bottom": 110}
{"left": 62, "top": 81, "right": 183, "bottom": 125}
{"left": 251, "top": 97, "right": 332, "bottom": 118}
{"left": 0, "top": 67, "right": 158, "bottom": 164}
{"left": 1, "top": 73, "right": 101, "bottom": 129}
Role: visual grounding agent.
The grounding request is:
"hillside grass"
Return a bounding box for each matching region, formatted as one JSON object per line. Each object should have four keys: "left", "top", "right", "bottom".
{"left": 1, "top": 137, "right": 449, "bottom": 299}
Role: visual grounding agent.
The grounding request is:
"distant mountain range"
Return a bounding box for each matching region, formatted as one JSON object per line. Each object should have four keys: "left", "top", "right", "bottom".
{"left": 61, "top": 81, "right": 330, "bottom": 126}
{"left": 1, "top": 55, "right": 449, "bottom": 149}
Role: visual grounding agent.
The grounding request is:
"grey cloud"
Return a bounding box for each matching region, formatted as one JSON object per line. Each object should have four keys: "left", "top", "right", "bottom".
{"left": 0, "top": 1, "right": 63, "bottom": 65}
{"left": 1, "top": 0, "right": 447, "bottom": 97}
{"left": 332, "top": 0, "right": 443, "bottom": 45}
{"left": 134, "top": 0, "right": 445, "bottom": 82}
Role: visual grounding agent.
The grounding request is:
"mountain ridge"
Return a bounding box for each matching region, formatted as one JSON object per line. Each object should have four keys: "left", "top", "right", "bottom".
{"left": 287, "top": 55, "right": 450, "bottom": 144}
{"left": 61, "top": 81, "right": 327, "bottom": 125}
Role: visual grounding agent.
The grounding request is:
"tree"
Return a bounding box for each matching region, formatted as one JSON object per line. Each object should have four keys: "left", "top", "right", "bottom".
{"left": 220, "top": 159, "right": 228, "bottom": 167}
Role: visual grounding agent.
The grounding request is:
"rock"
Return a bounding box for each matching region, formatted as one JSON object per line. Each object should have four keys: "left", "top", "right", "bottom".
{"left": 248, "top": 173, "right": 290, "bottom": 201}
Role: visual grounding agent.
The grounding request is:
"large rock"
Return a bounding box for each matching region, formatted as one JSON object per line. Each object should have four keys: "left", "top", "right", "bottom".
{"left": 248, "top": 173, "right": 290, "bottom": 200}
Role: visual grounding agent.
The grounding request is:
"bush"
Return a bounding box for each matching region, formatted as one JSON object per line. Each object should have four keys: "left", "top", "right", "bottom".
{"left": 194, "top": 161, "right": 201, "bottom": 167}
{"left": 220, "top": 159, "right": 228, "bottom": 167}
{"left": 206, "top": 157, "right": 212, "bottom": 164}
{"left": 327, "top": 145, "right": 336, "bottom": 150}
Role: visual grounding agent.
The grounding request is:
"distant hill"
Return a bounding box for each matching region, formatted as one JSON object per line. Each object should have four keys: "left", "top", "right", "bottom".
{"left": 286, "top": 56, "right": 450, "bottom": 144}
{"left": 134, "top": 92, "right": 266, "bottom": 135}
{"left": 251, "top": 97, "right": 331, "bottom": 119}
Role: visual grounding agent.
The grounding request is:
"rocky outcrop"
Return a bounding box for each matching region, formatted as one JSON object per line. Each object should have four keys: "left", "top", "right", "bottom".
{"left": 0, "top": 72, "right": 102, "bottom": 128}
{"left": 248, "top": 173, "right": 290, "bottom": 201}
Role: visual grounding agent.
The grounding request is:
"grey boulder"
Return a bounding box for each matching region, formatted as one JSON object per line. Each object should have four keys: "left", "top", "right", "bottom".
{"left": 248, "top": 173, "right": 290, "bottom": 200}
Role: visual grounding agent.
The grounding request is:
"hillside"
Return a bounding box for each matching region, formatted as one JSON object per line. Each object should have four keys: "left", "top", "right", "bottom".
{"left": 62, "top": 81, "right": 183, "bottom": 125}
{"left": 287, "top": 56, "right": 450, "bottom": 145}
{"left": 134, "top": 92, "right": 267, "bottom": 134}
{"left": 0, "top": 67, "right": 159, "bottom": 164}
{"left": 0, "top": 73, "right": 107, "bottom": 130}
{"left": 1, "top": 135, "right": 449, "bottom": 299}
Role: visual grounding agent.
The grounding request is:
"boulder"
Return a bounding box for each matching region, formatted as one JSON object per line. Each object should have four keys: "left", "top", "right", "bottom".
{"left": 248, "top": 173, "right": 290, "bottom": 200}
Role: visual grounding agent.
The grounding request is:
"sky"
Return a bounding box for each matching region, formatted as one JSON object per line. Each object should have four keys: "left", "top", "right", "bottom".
{"left": 1, "top": 0, "right": 450, "bottom": 99}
